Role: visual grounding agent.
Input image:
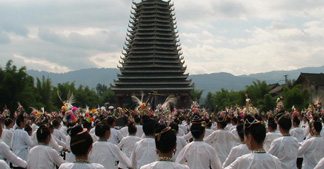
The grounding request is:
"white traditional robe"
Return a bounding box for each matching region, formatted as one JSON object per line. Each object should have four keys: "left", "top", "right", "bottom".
{"left": 290, "top": 127, "right": 305, "bottom": 143}
{"left": 53, "top": 129, "right": 67, "bottom": 143}
{"left": 315, "top": 157, "right": 324, "bottom": 169}
{"left": 177, "top": 128, "right": 185, "bottom": 137}
{"left": 298, "top": 136, "right": 324, "bottom": 169}
{"left": 174, "top": 136, "right": 187, "bottom": 160}
{"left": 118, "top": 135, "right": 142, "bottom": 168}
{"left": 65, "top": 135, "right": 75, "bottom": 162}
{"left": 108, "top": 128, "right": 124, "bottom": 145}
{"left": 225, "top": 153, "right": 282, "bottom": 169}
{"left": 131, "top": 137, "right": 158, "bottom": 169}
{"left": 89, "top": 141, "right": 131, "bottom": 169}
{"left": 1, "top": 127, "right": 13, "bottom": 146}
{"left": 176, "top": 141, "right": 222, "bottom": 169}
{"left": 120, "top": 126, "right": 129, "bottom": 137}
{"left": 263, "top": 132, "right": 282, "bottom": 151}
{"left": 268, "top": 136, "right": 299, "bottom": 169}
{"left": 32, "top": 131, "right": 63, "bottom": 152}
{"left": 0, "top": 139, "right": 27, "bottom": 168}
{"left": 27, "top": 145, "right": 66, "bottom": 169}
{"left": 204, "top": 129, "right": 239, "bottom": 163}
{"left": 0, "top": 159, "right": 10, "bottom": 169}
{"left": 58, "top": 162, "right": 105, "bottom": 169}
{"left": 135, "top": 124, "right": 144, "bottom": 138}
{"left": 223, "top": 143, "right": 251, "bottom": 168}
{"left": 10, "top": 128, "right": 34, "bottom": 166}
{"left": 140, "top": 161, "right": 189, "bottom": 169}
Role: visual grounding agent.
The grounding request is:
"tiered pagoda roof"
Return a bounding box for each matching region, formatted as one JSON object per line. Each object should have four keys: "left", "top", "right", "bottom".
{"left": 111, "top": 0, "right": 194, "bottom": 96}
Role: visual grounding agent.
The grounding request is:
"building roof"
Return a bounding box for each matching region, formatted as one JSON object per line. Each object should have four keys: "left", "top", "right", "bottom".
{"left": 112, "top": 0, "right": 193, "bottom": 94}
{"left": 295, "top": 73, "right": 324, "bottom": 86}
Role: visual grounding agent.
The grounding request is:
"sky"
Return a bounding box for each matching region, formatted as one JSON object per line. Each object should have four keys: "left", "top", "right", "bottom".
{"left": 1, "top": 0, "right": 324, "bottom": 76}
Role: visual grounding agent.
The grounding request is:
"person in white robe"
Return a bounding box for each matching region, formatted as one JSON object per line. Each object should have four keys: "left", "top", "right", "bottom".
{"left": 27, "top": 125, "right": 65, "bottom": 169}
{"left": 225, "top": 115, "right": 282, "bottom": 169}
{"left": 169, "top": 122, "right": 187, "bottom": 160}
{"left": 176, "top": 115, "right": 222, "bottom": 169}
{"left": 0, "top": 126, "right": 27, "bottom": 168}
{"left": 1, "top": 118, "right": 15, "bottom": 146}
{"left": 135, "top": 116, "right": 144, "bottom": 137}
{"left": 297, "top": 118, "right": 324, "bottom": 169}
{"left": 204, "top": 117, "right": 239, "bottom": 163}
{"left": 223, "top": 124, "right": 251, "bottom": 168}
{"left": 289, "top": 116, "right": 305, "bottom": 143}
{"left": 11, "top": 114, "right": 34, "bottom": 168}
{"left": 59, "top": 125, "right": 105, "bottom": 169}
{"left": 0, "top": 159, "right": 10, "bottom": 169}
{"left": 89, "top": 123, "right": 132, "bottom": 169}
{"left": 268, "top": 116, "right": 298, "bottom": 169}
{"left": 141, "top": 125, "right": 189, "bottom": 169}
{"left": 118, "top": 122, "right": 142, "bottom": 168}
{"left": 263, "top": 117, "right": 282, "bottom": 151}
{"left": 131, "top": 118, "right": 158, "bottom": 169}
{"left": 52, "top": 120, "right": 67, "bottom": 144}
{"left": 107, "top": 116, "right": 124, "bottom": 144}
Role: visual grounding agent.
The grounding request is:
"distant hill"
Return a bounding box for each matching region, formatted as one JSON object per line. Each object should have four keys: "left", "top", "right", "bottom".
{"left": 27, "top": 65, "right": 324, "bottom": 97}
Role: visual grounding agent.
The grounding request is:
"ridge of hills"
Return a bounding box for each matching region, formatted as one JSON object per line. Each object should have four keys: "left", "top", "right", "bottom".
{"left": 27, "top": 65, "right": 324, "bottom": 97}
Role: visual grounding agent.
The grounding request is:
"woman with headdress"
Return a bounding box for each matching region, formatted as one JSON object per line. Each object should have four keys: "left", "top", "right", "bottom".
{"left": 58, "top": 125, "right": 104, "bottom": 169}
{"left": 204, "top": 116, "right": 240, "bottom": 164}
{"left": 176, "top": 114, "right": 222, "bottom": 169}
{"left": 223, "top": 124, "right": 251, "bottom": 168}
{"left": 88, "top": 122, "right": 131, "bottom": 169}
{"left": 225, "top": 115, "right": 282, "bottom": 169}
{"left": 297, "top": 116, "right": 324, "bottom": 169}
{"left": 11, "top": 114, "right": 34, "bottom": 169}
{"left": 27, "top": 125, "right": 65, "bottom": 169}
{"left": 140, "top": 124, "right": 189, "bottom": 169}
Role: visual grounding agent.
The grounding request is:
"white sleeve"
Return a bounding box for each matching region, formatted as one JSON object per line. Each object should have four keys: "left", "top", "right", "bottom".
{"left": 49, "top": 135, "right": 63, "bottom": 151}
{"left": 1, "top": 144, "right": 27, "bottom": 168}
{"left": 112, "top": 145, "right": 132, "bottom": 168}
{"left": 175, "top": 146, "right": 187, "bottom": 164}
{"left": 223, "top": 147, "right": 237, "bottom": 168}
{"left": 298, "top": 140, "right": 310, "bottom": 157}
{"left": 130, "top": 143, "right": 138, "bottom": 169}
{"left": 182, "top": 132, "right": 192, "bottom": 141}
{"left": 268, "top": 140, "right": 279, "bottom": 156}
{"left": 203, "top": 131, "right": 215, "bottom": 143}
{"left": 59, "top": 131, "right": 67, "bottom": 142}
{"left": 23, "top": 131, "right": 34, "bottom": 147}
{"left": 49, "top": 149, "right": 66, "bottom": 166}
{"left": 208, "top": 145, "right": 222, "bottom": 169}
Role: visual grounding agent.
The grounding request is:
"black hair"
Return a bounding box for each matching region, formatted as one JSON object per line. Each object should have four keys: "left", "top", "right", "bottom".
{"left": 143, "top": 119, "right": 157, "bottom": 136}
{"left": 217, "top": 117, "right": 227, "bottom": 129}
{"left": 95, "top": 123, "right": 110, "bottom": 138}
{"left": 16, "top": 114, "right": 25, "bottom": 127}
{"left": 232, "top": 117, "right": 238, "bottom": 124}
{"left": 278, "top": 116, "right": 292, "bottom": 131}
{"left": 70, "top": 125, "right": 93, "bottom": 156}
{"left": 52, "top": 120, "right": 60, "bottom": 128}
{"left": 236, "top": 124, "right": 244, "bottom": 140}
{"left": 154, "top": 124, "right": 176, "bottom": 154}
{"left": 268, "top": 117, "right": 277, "bottom": 130}
{"left": 83, "top": 121, "right": 91, "bottom": 130}
{"left": 128, "top": 122, "right": 137, "bottom": 135}
{"left": 169, "top": 122, "right": 179, "bottom": 132}
{"left": 190, "top": 123, "right": 205, "bottom": 139}
{"left": 244, "top": 115, "right": 266, "bottom": 145}
{"left": 310, "top": 117, "right": 322, "bottom": 133}
{"left": 4, "top": 118, "right": 13, "bottom": 127}
{"left": 106, "top": 116, "right": 116, "bottom": 126}
{"left": 36, "top": 125, "right": 51, "bottom": 143}
{"left": 24, "top": 125, "right": 32, "bottom": 134}
{"left": 293, "top": 116, "right": 300, "bottom": 126}
{"left": 134, "top": 116, "right": 141, "bottom": 124}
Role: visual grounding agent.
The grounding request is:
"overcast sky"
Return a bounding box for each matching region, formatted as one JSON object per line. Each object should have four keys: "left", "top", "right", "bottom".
{"left": 1, "top": 0, "right": 324, "bottom": 75}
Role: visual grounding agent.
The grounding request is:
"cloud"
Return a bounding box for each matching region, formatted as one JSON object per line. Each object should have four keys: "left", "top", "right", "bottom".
{"left": 0, "top": 31, "right": 11, "bottom": 44}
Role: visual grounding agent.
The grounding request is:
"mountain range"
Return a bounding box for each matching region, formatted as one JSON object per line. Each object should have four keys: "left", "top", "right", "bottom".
{"left": 27, "top": 65, "right": 324, "bottom": 97}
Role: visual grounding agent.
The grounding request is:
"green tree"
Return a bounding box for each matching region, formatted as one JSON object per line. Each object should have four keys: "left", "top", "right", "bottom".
{"left": 0, "top": 60, "right": 36, "bottom": 113}
{"left": 34, "top": 76, "right": 55, "bottom": 111}
{"left": 189, "top": 89, "right": 204, "bottom": 103}
{"left": 282, "top": 84, "right": 310, "bottom": 111}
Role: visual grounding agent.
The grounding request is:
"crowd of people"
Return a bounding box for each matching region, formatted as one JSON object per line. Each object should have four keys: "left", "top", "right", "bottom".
{"left": 0, "top": 98, "right": 324, "bottom": 169}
